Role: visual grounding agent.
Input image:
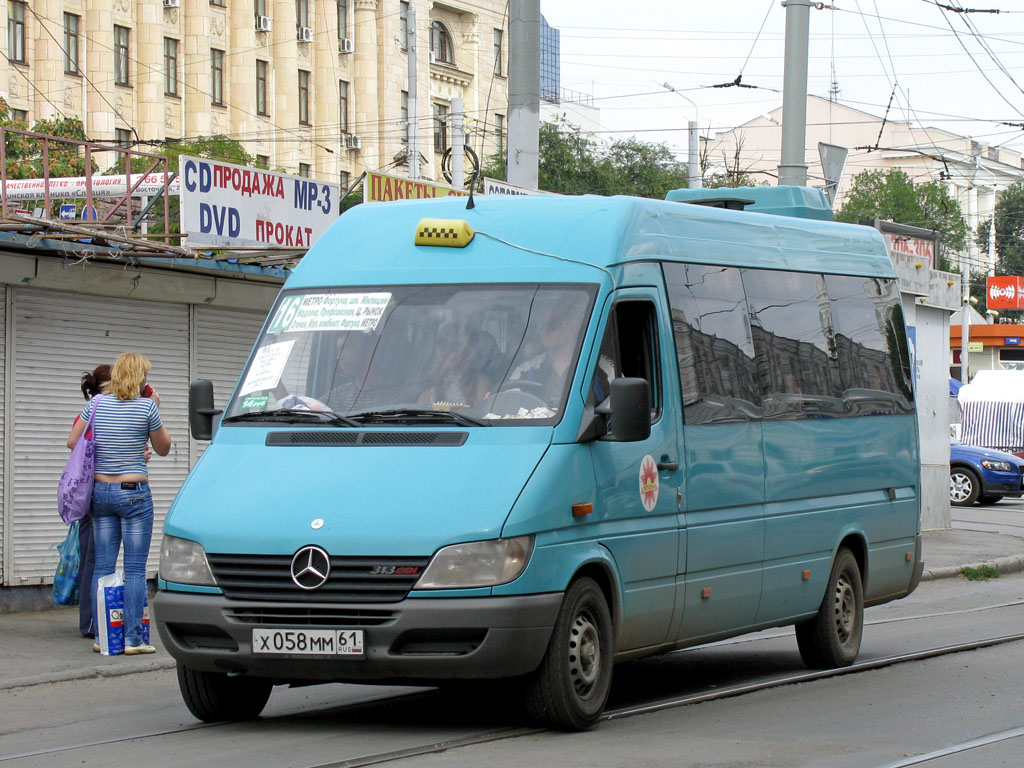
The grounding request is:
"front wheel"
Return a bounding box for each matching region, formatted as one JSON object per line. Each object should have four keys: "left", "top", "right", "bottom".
{"left": 177, "top": 664, "right": 273, "bottom": 722}
{"left": 795, "top": 547, "right": 863, "bottom": 668}
{"left": 950, "top": 467, "right": 981, "bottom": 506}
{"left": 523, "top": 577, "right": 613, "bottom": 730}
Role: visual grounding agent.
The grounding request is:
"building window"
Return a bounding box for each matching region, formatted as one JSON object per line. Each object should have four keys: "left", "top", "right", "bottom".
{"left": 399, "top": 1, "right": 409, "bottom": 50}
{"left": 256, "top": 60, "right": 269, "bottom": 115}
{"left": 495, "top": 113, "right": 504, "bottom": 156}
{"left": 433, "top": 103, "right": 448, "bottom": 153}
{"left": 256, "top": 154, "right": 270, "bottom": 169}
{"left": 493, "top": 29, "right": 503, "bottom": 76}
{"left": 114, "top": 26, "right": 130, "bottom": 85}
{"left": 164, "top": 38, "right": 179, "bottom": 96}
{"left": 400, "top": 90, "right": 408, "bottom": 143}
{"left": 211, "top": 48, "right": 224, "bottom": 106}
{"left": 339, "top": 79, "right": 349, "bottom": 133}
{"left": 11, "top": 108, "right": 28, "bottom": 125}
{"left": 116, "top": 128, "right": 133, "bottom": 147}
{"left": 430, "top": 21, "right": 453, "bottom": 65}
{"left": 337, "top": 0, "right": 347, "bottom": 38}
{"left": 254, "top": 0, "right": 267, "bottom": 16}
{"left": 341, "top": 170, "right": 350, "bottom": 191}
{"left": 211, "top": 0, "right": 226, "bottom": 7}
{"left": 8, "top": 1, "right": 26, "bottom": 64}
{"left": 298, "top": 162, "right": 311, "bottom": 177}
{"left": 298, "top": 70, "right": 310, "bottom": 125}
{"left": 296, "top": 0, "right": 309, "bottom": 29}
{"left": 64, "top": 14, "right": 80, "bottom": 75}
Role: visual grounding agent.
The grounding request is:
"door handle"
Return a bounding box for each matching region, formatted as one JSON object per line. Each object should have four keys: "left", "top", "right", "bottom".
{"left": 657, "top": 459, "right": 678, "bottom": 471}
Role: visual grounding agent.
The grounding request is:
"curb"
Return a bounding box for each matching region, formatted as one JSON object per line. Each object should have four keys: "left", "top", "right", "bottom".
{"left": 0, "top": 657, "right": 175, "bottom": 692}
{"left": 921, "top": 554, "right": 1024, "bottom": 582}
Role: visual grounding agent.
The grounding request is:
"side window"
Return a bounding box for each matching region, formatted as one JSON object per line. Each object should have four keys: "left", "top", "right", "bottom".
{"left": 587, "top": 300, "right": 661, "bottom": 422}
{"left": 741, "top": 269, "right": 841, "bottom": 419}
{"left": 663, "top": 263, "right": 760, "bottom": 425}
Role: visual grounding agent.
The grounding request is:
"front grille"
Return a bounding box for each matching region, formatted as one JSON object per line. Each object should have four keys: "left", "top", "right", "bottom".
{"left": 225, "top": 606, "right": 398, "bottom": 627}
{"left": 207, "top": 553, "right": 430, "bottom": 603}
{"left": 266, "top": 431, "right": 468, "bottom": 447}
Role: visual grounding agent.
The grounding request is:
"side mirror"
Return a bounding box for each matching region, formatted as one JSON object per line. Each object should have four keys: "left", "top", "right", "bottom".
{"left": 189, "top": 379, "right": 222, "bottom": 441}
{"left": 604, "top": 378, "right": 651, "bottom": 442}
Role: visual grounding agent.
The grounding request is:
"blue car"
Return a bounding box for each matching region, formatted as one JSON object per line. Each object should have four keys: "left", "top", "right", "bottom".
{"left": 950, "top": 439, "right": 1024, "bottom": 506}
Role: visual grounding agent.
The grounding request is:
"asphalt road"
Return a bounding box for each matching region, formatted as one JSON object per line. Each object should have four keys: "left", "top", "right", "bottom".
{"left": 3, "top": 572, "right": 1023, "bottom": 768}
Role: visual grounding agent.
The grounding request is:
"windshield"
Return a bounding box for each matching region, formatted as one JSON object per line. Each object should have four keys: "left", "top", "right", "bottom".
{"left": 224, "top": 283, "right": 596, "bottom": 426}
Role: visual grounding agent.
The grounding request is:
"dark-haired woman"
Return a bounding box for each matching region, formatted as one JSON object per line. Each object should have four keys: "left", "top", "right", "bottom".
{"left": 74, "top": 364, "right": 111, "bottom": 638}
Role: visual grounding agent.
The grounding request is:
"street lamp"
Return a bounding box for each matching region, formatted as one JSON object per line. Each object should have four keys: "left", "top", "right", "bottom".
{"left": 660, "top": 82, "right": 701, "bottom": 189}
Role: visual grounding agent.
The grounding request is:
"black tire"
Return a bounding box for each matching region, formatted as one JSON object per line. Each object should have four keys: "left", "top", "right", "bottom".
{"left": 950, "top": 467, "right": 981, "bottom": 506}
{"left": 177, "top": 664, "right": 272, "bottom": 722}
{"left": 978, "top": 494, "right": 1003, "bottom": 505}
{"left": 795, "top": 547, "right": 863, "bottom": 669}
{"left": 523, "top": 577, "right": 613, "bottom": 730}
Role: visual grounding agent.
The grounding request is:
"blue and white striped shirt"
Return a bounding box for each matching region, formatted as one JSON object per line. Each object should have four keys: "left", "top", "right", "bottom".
{"left": 80, "top": 396, "right": 163, "bottom": 476}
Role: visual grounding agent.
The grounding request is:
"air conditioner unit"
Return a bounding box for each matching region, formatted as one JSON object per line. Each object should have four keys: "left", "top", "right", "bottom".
{"left": 255, "top": 15, "right": 272, "bottom": 32}
{"left": 345, "top": 134, "right": 362, "bottom": 150}
{"left": 297, "top": 26, "right": 314, "bottom": 43}
{"left": 339, "top": 37, "right": 354, "bottom": 54}
{"left": 162, "top": 0, "right": 180, "bottom": 8}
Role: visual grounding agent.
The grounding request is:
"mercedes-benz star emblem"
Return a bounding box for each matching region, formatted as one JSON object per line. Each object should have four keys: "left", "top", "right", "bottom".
{"left": 290, "top": 545, "right": 331, "bottom": 590}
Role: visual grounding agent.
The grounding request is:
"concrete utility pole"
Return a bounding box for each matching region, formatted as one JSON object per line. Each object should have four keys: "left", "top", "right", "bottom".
{"left": 778, "top": 0, "right": 811, "bottom": 186}
{"left": 407, "top": 7, "right": 420, "bottom": 179}
{"left": 451, "top": 98, "right": 465, "bottom": 188}
{"left": 506, "top": 0, "right": 540, "bottom": 189}
{"left": 660, "top": 82, "right": 701, "bottom": 188}
{"left": 962, "top": 268, "right": 971, "bottom": 383}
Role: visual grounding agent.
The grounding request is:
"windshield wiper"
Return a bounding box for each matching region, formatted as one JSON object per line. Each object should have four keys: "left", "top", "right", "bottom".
{"left": 223, "top": 408, "right": 360, "bottom": 427}
{"left": 346, "top": 408, "right": 489, "bottom": 427}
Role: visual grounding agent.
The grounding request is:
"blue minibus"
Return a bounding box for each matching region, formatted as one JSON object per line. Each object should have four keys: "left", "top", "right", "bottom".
{"left": 155, "top": 187, "right": 922, "bottom": 730}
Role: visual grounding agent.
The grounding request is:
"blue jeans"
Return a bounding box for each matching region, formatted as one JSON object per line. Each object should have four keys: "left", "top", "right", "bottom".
{"left": 91, "top": 482, "right": 154, "bottom": 647}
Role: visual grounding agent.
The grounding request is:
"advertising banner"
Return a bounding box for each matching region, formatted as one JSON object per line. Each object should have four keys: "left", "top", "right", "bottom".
{"left": 482, "top": 177, "right": 555, "bottom": 196}
{"left": 882, "top": 232, "right": 936, "bottom": 266}
{"left": 0, "top": 172, "right": 180, "bottom": 202}
{"left": 179, "top": 156, "right": 339, "bottom": 248}
{"left": 986, "top": 276, "right": 1024, "bottom": 310}
{"left": 364, "top": 171, "right": 467, "bottom": 202}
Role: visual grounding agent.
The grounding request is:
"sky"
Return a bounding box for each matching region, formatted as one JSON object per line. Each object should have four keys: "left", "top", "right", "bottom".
{"left": 538, "top": 0, "right": 1024, "bottom": 165}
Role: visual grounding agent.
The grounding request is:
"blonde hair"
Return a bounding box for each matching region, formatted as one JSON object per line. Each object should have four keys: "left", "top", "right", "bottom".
{"left": 110, "top": 352, "right": 151, "bottom": 400}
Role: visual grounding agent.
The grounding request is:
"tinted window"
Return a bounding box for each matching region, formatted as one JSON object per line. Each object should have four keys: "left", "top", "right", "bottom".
{"left": 663, "top": 264, "right": 760, "bottom": 424}
{"left": 741, "top": 269, "right": 841, "bottom": 419}
{"left": 587, "top": 300, "right": 661, "bottom": 421}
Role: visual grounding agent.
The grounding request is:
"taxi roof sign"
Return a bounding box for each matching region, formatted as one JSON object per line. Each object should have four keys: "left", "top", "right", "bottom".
{"left": 415, "top": 218, "right": 475, "bottom": 248}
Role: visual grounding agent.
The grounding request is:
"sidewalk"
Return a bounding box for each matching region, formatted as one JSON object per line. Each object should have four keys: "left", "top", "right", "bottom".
{"left": 2, "top": 524, "right": 1023, "bottom": 692}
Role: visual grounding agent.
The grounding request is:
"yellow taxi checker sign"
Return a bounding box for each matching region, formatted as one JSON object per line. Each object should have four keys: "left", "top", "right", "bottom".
{"left": 414, "top": 218, "right": 475, "bottom": 248}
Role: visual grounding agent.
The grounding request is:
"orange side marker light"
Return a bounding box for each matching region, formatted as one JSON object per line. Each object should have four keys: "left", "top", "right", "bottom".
{"left": 572, "top": 503, "right": 593, "bottom": 518}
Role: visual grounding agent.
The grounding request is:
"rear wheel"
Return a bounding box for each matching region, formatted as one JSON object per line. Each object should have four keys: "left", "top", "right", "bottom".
{"left": 523, "top": 577, "right": 613, "bottom": 730}
{"left": 177, "top": 664, "right": 272, "bottom": 722}
{"left": 795, "top": 547, "right": 863, "bottom": 668}
{"left": 950, "top": 467, "right": 981, "bottom": 506}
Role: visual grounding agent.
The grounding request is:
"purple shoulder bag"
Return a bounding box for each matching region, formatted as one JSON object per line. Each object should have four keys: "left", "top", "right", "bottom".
{"left": 58, "top": 395, "right": 102, "bottom": 525}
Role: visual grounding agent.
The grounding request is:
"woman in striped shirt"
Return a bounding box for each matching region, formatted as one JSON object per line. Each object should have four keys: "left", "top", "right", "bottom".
{"left": 67, "top": 353, "right": 172, "bottom": 655}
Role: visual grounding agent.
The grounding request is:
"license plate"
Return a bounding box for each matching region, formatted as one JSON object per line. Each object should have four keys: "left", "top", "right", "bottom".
{"left": 252, "top": 628, "right": 364, "bottom": 656}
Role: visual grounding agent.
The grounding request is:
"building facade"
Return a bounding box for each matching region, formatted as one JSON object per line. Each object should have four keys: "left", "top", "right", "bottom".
{"left": 0, "top": 0, "right": 509, "bottom": 185}
{"left": 704, "top": 95, "right": 1024, "bottom": 272}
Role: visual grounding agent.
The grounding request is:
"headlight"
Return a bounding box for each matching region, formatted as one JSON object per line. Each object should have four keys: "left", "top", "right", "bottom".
{"left": 160, "top": 535, "right": 217, "bottom": 586}
{"left": 415, "top": 535, "right": 535, "bottom": 589}
{"left": 981, "top": 460, "right": 1013, "bottom": 472}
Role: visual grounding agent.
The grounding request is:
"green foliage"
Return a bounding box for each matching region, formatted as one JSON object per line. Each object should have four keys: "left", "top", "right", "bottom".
{"left": 703, "top": 171, "right": 765, "bottom": 189}
{"left": 1, "top": 97, "right": 92, "bottom": 178}
{"left": 835, "top": 168, "right": 968, "bottom": 252}
{"left": 962, "top": 564, "right": 999, "bottom": 581}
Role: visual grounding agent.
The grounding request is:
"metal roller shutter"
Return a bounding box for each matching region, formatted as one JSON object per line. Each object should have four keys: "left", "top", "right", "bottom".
{"left": 193, "top": 306, "right": 266, "bottom": 463}
{"left": 11, "top": 288, "right": 190, "bottom": 583}
{"left": 0, "top": 288, "right": 6, "bottom": 583}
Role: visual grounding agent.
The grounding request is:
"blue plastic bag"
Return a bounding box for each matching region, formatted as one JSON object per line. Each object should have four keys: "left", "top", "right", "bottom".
{"left": 52, "top": 521, "right": 81, "bottom": 606}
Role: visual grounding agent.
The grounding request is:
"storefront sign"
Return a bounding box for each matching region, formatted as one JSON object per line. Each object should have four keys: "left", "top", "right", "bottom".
{"left": 986, "top": 276, "right": 1024, "bottom": 310}
{"left": 179, "top": 156, "right": 339, "bottom": 249}
{"left": 482, "top": 177, "right": 554, "bottom": 196}
{"left": 364, "top": 172, "right": 467, "bottom": 203}
{"left": 968, "top": 341, "right": 984, "bottom": 353}
{"left": 1005, "top": 337, "right": 1021, "bottom": 346}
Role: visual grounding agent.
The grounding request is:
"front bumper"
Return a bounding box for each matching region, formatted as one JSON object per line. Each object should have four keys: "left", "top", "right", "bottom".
{"left": 979, "top": 468, "right": 1024, "bottom": 497}
{"left": 153, "top": 590, "right": 562, "bottom": 684}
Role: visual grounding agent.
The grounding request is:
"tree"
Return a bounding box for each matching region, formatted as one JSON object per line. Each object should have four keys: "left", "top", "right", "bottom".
{"left": 482, "top": 119, "right": 689, "bottom": 198}
{"left": 835, "top": 168, "right": 968, "bottom": 252}
{"left": 977, "top": 181, "right": 1024, "bottom": 278}
{"left": 1, "top": 97, "right": 93, "bottom": 178}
